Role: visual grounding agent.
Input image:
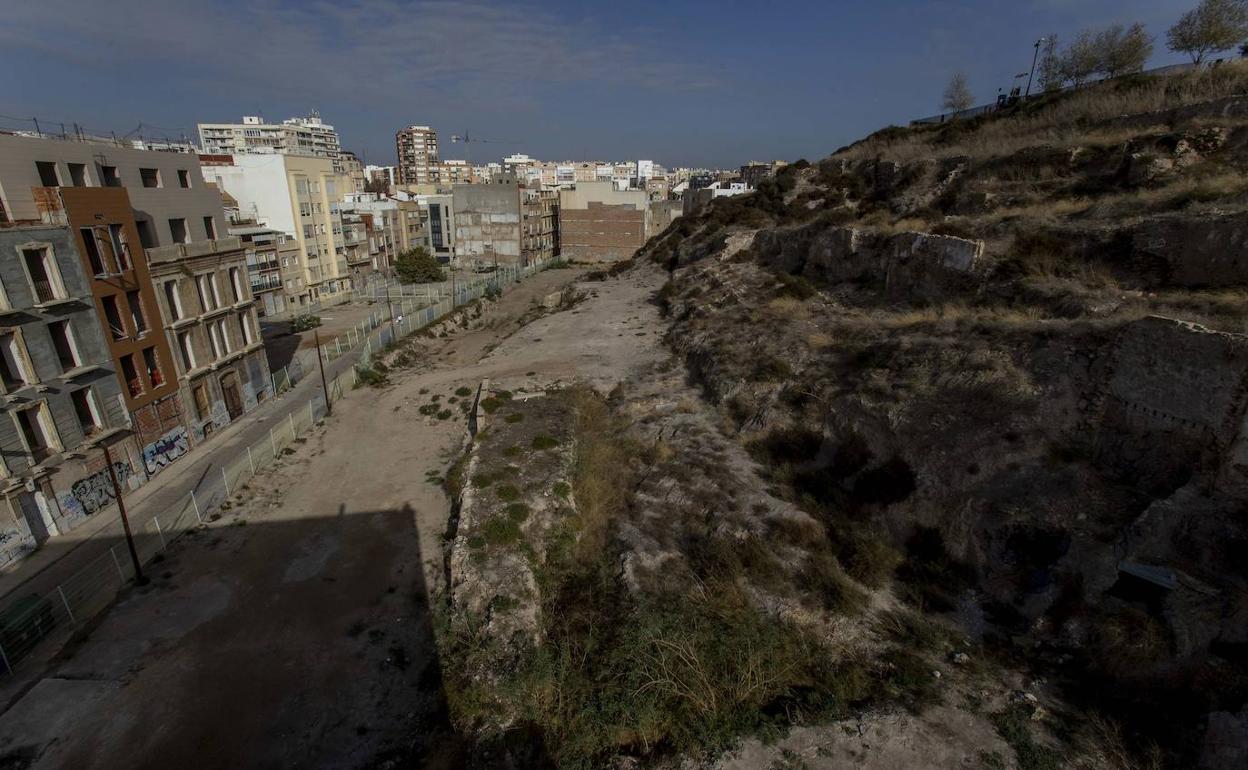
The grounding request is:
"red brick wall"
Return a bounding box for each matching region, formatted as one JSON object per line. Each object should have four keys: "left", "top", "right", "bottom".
{"left": 560, "top": 203, "right": 645, "bottom": 262}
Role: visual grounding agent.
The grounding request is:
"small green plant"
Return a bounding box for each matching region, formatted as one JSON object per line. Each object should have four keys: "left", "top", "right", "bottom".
{"left": 496, "top": 484, "right": 521, "bottom": 502}
{"left": 506, "top": 502, "right": 530, "bottom": 522}
{"left": 991, "top": 705, "right": 1063, "bottom": 770}
{"left": 291, "top": 314, "right": 322, "bottom": 332}
{"left": 437, "top": 410, "right": 453, "bottom": 420}
{"left": 481, "top": 397, "right": 502, "bottom": 413}
{"left": 455, "top": 386, "right": 473, "bottom": 397}
{"left": 505, "top": 413, "right": 524, "bottom": 424}
{"left": 532, "top": 434, "right": 559, "bottom": 450}
{"left": 355, "top": 366, "right": 388, "bottom": 388}
{"left": 472, "top": 473, "right": 496, "bottom": 489}
{"left": 480, "top": 515, "right": 521, "bottom": 546}
{"left": 552, "top": 481, "right": 571, "bottom": 499}
{"left": 419, "top": 404, "right": 439, "bottom": 416}
{"left": 504, "top": 445, "right": 523, "bottom": 458}
{"left": 467, "top": 535, "right": 486, "bottom": 549}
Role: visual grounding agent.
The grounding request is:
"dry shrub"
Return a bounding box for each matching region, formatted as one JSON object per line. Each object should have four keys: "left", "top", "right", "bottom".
{"left": 569, "top": 387, "right": 633, "bottom": 561}
{"left": 1073, "top": 715, "right": 1163, "bottom": 770}
{"left": 766, "top": 296, "right": 810, "bottom": 321}
{"left": 840, "top": 62, "right": 1248, "bottom": 163}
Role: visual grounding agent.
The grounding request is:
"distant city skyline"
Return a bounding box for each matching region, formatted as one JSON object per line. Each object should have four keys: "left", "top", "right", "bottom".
{"left": 1, "top": 0, "right": 1201, "bottom": 168}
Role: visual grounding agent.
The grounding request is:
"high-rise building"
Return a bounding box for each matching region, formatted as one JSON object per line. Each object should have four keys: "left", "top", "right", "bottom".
{"left": 197, "top": 114, "right": 344, "bottom": 171}
{"left": 395, "top": 126, "right": 439, "bottom": 186}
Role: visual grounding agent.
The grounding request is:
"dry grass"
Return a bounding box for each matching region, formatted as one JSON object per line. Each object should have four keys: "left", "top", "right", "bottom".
{"left": 841, "top": 62, "right": 1248, "bottom": 163}
{"left": 568, "top": 387, "right": 633, "bottom": 561}
{"left": 766, "top": 296, "right": 811, "bottom": 321}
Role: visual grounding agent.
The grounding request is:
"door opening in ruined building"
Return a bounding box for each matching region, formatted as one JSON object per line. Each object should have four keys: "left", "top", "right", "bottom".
{"left": 15, "top": 404, "right": 58, "bottom": 464}
{"left": 17, "top": 492, "right": 51, "bottom": 544}
{"left": 220, "top": 372, "right": 243, "bottom": 420}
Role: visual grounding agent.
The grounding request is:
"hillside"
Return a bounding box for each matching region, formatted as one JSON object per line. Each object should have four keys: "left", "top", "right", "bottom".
{"left": 437, "top": 63, "right": 1248, "bottom": 770}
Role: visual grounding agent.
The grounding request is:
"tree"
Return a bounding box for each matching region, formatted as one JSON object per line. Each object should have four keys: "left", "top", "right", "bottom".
{"left": 1037, "top": 34, "right": 1063, "bottom": 92}
{"left": 363, "top": 177, "right": 390, "bottom": 196}
{"left": 1096, "top": 23, "right": 1154, "bottom": 77}
{"left": 1167, "top": 0, "right": 1248, "bottom": 64}
{"left": 1060, "top": 30, "right": 1102, "bottom": 87}
{"left": 942, "top": 72, "right": 975, "bottom": 112}
{"left": 394, "top": 246, "right": 444, "bottom": 284}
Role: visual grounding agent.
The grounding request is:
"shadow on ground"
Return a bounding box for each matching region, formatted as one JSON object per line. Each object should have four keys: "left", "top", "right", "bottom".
{"left": 0, "top": 504, "right": 552, "bottom": 769}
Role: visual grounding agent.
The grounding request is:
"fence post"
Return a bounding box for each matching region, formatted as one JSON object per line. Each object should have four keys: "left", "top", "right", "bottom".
{"left": 309, "top": 399, "right": 316, "bottom": 426}
{"left": 247, "top": 445, "right": 255, "bottom": 475}
{"left": 109, "top": 546, "right": 125, "bottom": 582}
{"left": 154, "top": 517, "right": 167, "bottom": 549}
{"left": 281, "top": 366, "right": 289, "bottom": 390}
{"left": 221, "top": 466, "right": 230, "bottom": 497}
{"left": 57, "top": 586, "right": 76, "bottom": 624}
{"left": 270, "top": 426, "right": 278, "bottom": 458}
{"left": 191, "top": 489, "right": 203, "bottom": 524}
{"left": 0, "top": 642, "right": 11, "bottom": 676}
{"left": 289, "top": 412, "right": 296, "bottom": 439}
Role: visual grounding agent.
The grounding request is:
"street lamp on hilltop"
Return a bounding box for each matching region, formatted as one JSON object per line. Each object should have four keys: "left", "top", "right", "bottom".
{"left": 1026, "top": 36, "right": 1051, "bottom": 99}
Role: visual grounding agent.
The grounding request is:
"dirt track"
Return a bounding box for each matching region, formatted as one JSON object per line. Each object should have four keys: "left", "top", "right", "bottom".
{"left": 0, "top": 265, "right": 666, "bottom": 769}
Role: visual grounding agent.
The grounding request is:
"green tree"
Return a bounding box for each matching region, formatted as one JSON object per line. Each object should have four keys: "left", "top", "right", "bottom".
{"left": 942, "top": 72, "right": 974, "bottom": 112}
{"left": 394, "top": 246, "right": 444, "bottom": 284}
{"left": 1037, "top": 35, "right": 1063, "bottom": 92}
{"left": 1060, "top": 30, "right": 1102, "bottom": 87}
{"left": 1167, "top": 0, "right": 1248, "bottom": 64}
{"left": 1096, "top": 23, "right": 1154, "bottom": 77}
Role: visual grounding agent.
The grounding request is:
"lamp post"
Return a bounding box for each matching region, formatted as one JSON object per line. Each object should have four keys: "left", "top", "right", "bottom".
{"left": 99, "top": 437, "right": 146, "bottom": 586}
{"left": 1025, "top": 37, "right": 1050, "bottom": 99}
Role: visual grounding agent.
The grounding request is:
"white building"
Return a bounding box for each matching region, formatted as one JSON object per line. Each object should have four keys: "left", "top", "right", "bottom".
{"left": 636, "top": 159, "right": 656, "bottom": 181}
{"left": 197, "top": 113, "right": 344, "bottom": 172}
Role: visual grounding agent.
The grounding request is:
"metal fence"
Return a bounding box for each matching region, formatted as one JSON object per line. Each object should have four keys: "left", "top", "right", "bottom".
{"left": 0, "top": 257, "right": 555, "bottom": 677}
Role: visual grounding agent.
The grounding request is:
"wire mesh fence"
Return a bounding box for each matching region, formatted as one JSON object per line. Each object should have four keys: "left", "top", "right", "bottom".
{"left": 0, "top": 257, "right": 555, "bottom": 676}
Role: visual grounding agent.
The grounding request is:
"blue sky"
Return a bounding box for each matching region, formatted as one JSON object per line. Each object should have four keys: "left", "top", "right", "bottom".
{"left": 0, "top": 1, "right": 1197, "bottom": 169}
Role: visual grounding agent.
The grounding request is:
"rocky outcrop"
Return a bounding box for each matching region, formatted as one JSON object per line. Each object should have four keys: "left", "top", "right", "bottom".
{"left": 1131, "top": 212, "right": 1248, "bottom": 288}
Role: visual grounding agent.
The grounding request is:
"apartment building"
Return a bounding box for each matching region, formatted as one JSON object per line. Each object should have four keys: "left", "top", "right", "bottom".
{"left": 340, "top": 150, "right": 367, "bottom": 194}
{"left": 0, "top": 135, "right": 231, "bottom": 455}
{"left": 146, "top": 239, "right": 268, "bottom": 445}
{"left": 522, "top": 187, "right": 558, "bottom": 263}
{"left": 197, "top": 114, "right": 344, "bottom": 171}
{"left": 340, "top": 213, "right": 375, "bottom": 286}
{"left": 231, "top": 224, "right": 291, "bottom": 317}
{"left": 199, "top": 154, "right": 351, "bottom": 308}
{"left": 436, "top": 159, "right": 473, "bottom": 185}
{"left": 0, "top": 223, "right": 135, "bottom": 563}
{"left": 559, "top": 181, "right": 651, "bottom": 262}
{"left": 419, "top": 194, "right": 455, "bottom": 262}
{"left": 453, "top": 182, "right": 522, "bottom": 267}
{"left": 340, "top": 194, "right": 426, "bottom": 276}
{"left": 395, "top": 126, "right": 439, "bottom": 186}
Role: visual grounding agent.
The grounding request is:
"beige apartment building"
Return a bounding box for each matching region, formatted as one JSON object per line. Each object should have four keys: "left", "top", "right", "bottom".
{"left": 198, "top": 114, "right": 344, "bottom": 172}
{"left": 395, "top": 125, "right": 439, "bottom": 186}
{"left": 199, "top": 154, "right": 351, "bottom": 308}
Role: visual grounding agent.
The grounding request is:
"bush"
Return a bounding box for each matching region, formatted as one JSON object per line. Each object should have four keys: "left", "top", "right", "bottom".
{"left": 776, "top": 272, "right": 817, "bottom": 300}
{"left": 291, "top": 314, "right": 322, "bottom": 332}
{"left": 532, "top": 434, "right": 559, "bottom": 450}
{"left": 395, "top": 246, "right": 445, "bottom": 284}
{"left": 480, "top": 516, "right": 522, "bottom": 547}
{"left": 495, "top": 484, "right": 521, "bottom": 502}
{"left": 354, "top": 366, "right": 388, "bottom": 388}
{"left": 455, "top": 386, "right": 473, "bottom": 397}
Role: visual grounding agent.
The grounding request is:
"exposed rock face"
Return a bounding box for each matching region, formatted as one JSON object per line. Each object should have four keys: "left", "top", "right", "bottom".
{"left": 754, "top": 222, "right": 982, "bottom": 301}
{"left": 1201, "top": 708, "right": 1248, "bottom": 770}
{"left": 1131, "top": 213, "right": 1248, "bottom": 288}
{"left": 1092, "top": 316, "right": 1248, "bottom": 492}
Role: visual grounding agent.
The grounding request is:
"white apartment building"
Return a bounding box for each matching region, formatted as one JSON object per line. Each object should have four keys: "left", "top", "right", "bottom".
{"left": 199, "top": 154, "right": 350, "bottom": 307}
{"left": 198, "top": 114, "right": 343, "bottom": 172}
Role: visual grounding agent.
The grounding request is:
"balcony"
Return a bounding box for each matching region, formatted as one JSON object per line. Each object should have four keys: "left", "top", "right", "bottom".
{"left": 146, "top": 236, "right": 243, "bottom": 264}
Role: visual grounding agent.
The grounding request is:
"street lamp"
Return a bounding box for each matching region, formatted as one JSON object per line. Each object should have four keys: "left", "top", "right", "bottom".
{"left": 1025, "top": 36, "right": 1050, "bottom": 99}
{"left": 95, "top": 431, "right": 147, "bottom": 586}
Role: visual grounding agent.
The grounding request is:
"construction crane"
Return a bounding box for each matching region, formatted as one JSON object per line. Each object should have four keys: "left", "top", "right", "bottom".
{"left": 448, "top": 131, "right": 512, "bottom": 165}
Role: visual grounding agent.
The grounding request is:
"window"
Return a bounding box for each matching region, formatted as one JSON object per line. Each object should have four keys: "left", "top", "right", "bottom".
{"left": 67, "top": 163, "right": 88, "bottom": 187}
{"left": 195, "top": 273, "right": 221, "bottom": 312}
{"left": 15, "top": 405, "right": 58, "bottom": 462}
{"left": 140, "top": 167, "right": 161, "bottom": 188}
{"left": 100, "top": 165, "right": 121, "bottom": 187}
{"left": 102, "top": 295, "right": 126, "bottom": 340}
{"left": 136, "top": 219, "right": 156, "bottom": 248}
{"left": 126, "top": 290, "right": 147, "bottom": 335}
{"left": 239, "top": 312, "right": 254, "bottom": 345}
{"left": 163, "top": 280, "right": 184, "bottom": 321}
{"left": 80, "top": 228, "right": 107, "bottom": 275}
{"left": 21, "top": 246, "right": 66, "bottom": 303}
{"left": 35, "top": 161, "right": 60, "bottom": 187}
{"left": 204, "top": 216, "right": 217, "bottom": 240}
{"left": 108, "top": 224, "right": 131, "bottom": 271}
{"left": 120, "top": 354, "right": 143, "bottom": 398}
{"left": 208, "top": 318, "right": 230, "bottom": 359}
{"left": 228, "top": 267, "right": 242, "bottom": 302}
{"left": 142, "top": 346, "right": 164, "bottom": 388}
{"left": 177, "top": 331, "right": 196, "bottom": 371}
{"left": 169, "top": 218, "right": 188, "bottom": 244}
{"left": 71, "top": 388, "right": 103, "bottom": 436}
{"left": 0, "top": 333, "right": 33, "bottom": 390}
{"left": 177, "top": 169, "right": 191, "bottom": 188}
{"left": 48, "top": 321, "right": 80, "bottom": 372}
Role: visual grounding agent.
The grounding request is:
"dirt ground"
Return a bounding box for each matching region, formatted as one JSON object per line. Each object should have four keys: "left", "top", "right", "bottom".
{"left": 0, "top": 265, "right": 665, "bottom": 769}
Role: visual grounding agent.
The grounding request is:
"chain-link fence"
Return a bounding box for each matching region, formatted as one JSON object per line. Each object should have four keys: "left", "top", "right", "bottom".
{"left": 0, "top": 257, "right": 556, "bottom": 676}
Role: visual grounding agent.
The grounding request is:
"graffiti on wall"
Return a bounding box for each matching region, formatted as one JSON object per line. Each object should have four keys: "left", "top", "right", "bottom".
{"left": 60, "top": 462, "right": 133, "bottom": 518}
{"left": 143, "top": 426, "right": 190, "bottom": 477}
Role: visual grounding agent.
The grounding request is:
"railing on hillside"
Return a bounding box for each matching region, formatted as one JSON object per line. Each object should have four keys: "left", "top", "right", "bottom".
{"left": 909, "top": 61, "right": 1202, "bottom": 126}
{"left": 0, "top": 256, "right": 553, "bottom": 678}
